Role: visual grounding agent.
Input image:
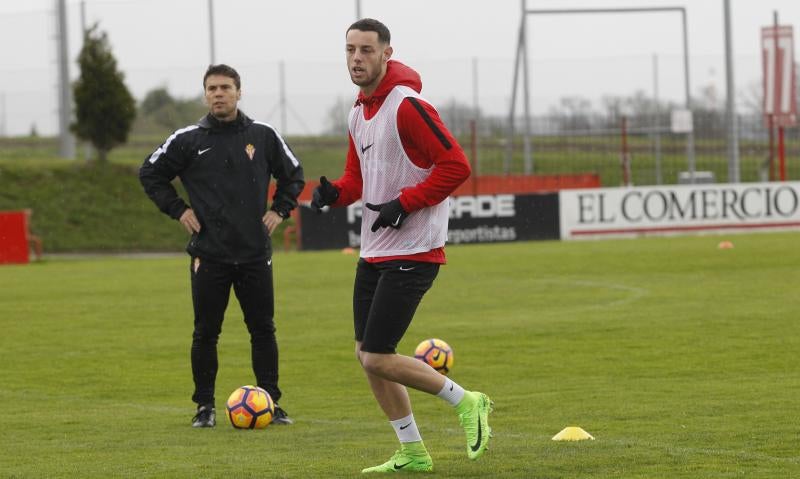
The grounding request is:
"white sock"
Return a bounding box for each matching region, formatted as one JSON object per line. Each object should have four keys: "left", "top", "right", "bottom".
{"left": 390, "top": 413, "right": 422, "bottom": 443}
{"left": 436, "top": 377, "right": 466, "bottom": 406}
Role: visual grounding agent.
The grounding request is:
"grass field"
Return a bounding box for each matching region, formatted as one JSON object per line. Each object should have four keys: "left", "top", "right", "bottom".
{"left": 1, "top": 234, "right": 799, "bottom": 478}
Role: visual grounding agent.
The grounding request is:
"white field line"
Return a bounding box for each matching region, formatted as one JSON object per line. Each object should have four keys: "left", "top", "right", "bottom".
{"left": 533, "top": 278, "right": 649, "bottom": 313}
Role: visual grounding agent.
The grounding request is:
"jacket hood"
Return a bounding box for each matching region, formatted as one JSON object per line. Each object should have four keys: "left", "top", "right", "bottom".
{"left": 198, "top": 110, "right": 252, "bottom": 131}
{"left": 356, "top": 60, "right": 422, "bottom": 105}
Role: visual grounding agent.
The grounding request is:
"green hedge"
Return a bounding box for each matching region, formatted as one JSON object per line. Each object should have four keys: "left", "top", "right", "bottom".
{"left": 0, "top": 133, "right": 346, "bottom": 253}
{"left": 0, "top": 161, "right": 299, "bottom": 253}
{"left": 1, "top": 162, "right": 181, "bottom": 252}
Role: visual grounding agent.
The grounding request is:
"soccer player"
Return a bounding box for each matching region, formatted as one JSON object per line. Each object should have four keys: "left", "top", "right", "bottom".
{"left": 140, "top": 64, "right": 304, "bottom": 427}
{"left": 311, "top": 19, "right": 493, "bottom": 473}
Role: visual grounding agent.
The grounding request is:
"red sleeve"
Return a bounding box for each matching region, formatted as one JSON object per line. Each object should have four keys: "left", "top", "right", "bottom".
{"left": 396, "top": 98, "right": 471, "bottom": 212}
{"left": 331, "top": 133, "right": 363, "bottom": 207}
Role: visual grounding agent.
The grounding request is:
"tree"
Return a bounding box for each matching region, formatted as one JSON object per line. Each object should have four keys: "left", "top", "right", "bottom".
{"left": 547, "top": 95, "right": 594, "bottom": 131}
{"left": 72, "top": 24, "right": 135, "bottom": 162}
{"left": 140, "top": 87, "right": 175, "bottom": 116}
{"left": 739, "top": 80, "right": 763, "bottom": 116}
{"left": 133, "top": 87, "right": 206, "bottom": 134}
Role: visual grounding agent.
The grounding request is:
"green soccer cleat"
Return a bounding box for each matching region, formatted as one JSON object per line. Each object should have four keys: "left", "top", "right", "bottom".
{"left": 361, "top": 449, "right": 433, "bottom": 473}
{"left": 456, "top": 391, "right": 493, "bottom": 460}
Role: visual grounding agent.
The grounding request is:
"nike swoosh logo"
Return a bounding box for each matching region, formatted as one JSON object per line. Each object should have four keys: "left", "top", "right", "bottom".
{"left": 449, "top": 384, "right": 454, "bottom": 391}
{"left": 198, "top": 147, "right": 212, "bottom": 155}
{"left": 267, "top": 259, "right": 272, "bottom": 266}
{"left": 390, "top": 213, "right": 402, "bottom": 227}
{"left": 470, "top": 415, "right": 483, "bottom": 452}
{"left": 360, "top": 143, "right": 374, "bottom": 154}
{"left": 432, "top": 352, "right": 441, "bottom": 361}
{"left": 399, "top": 266, "right": 415, "bottom": 271}
{"left": 399, "top": 422, "right": 412, "bottom": 430}
{"left": 393, "top": 461, "right": 413, "bottom": 470}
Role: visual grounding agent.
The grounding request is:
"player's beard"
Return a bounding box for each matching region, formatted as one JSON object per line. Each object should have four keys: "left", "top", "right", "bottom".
{"left": 349, "top": 58, "right": 383, "bottom": 90}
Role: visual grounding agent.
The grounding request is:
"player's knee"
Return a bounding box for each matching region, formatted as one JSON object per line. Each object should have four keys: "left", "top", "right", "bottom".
{"left": 247, "top": 323, "right": 276, "bottom": 341}
{"left": 355, "top": 344, "right": 364, "bottom": 364}
{"left": 360, "top": 352, "right": 391, "bottom": 376}
{"left": 192, "top": 327, "right": 221, "bottom": 345}
{"left": 192, "top": 332, "right": 219, "bottom": 346}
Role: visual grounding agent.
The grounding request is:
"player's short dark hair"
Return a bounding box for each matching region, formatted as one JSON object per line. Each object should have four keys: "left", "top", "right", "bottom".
{"left": 203, "top": 64, "right": 241, "bottom": 90}
{"left": 347, "top": 18, "right": 391, "bottom": 44}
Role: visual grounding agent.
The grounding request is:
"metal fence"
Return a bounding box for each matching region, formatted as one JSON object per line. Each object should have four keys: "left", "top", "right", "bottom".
{"left": 454, "top": 113, "right": 799, "bottom": 187}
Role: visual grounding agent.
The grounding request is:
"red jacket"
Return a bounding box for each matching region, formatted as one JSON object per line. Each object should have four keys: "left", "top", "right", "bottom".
{"left": 332, "top": 60, "right": 471, "bottom": 263}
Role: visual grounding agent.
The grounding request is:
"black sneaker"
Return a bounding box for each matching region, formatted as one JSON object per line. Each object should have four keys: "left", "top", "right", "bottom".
{"left": 272, "top": 405, "right": 294, "bottom": 425}
{"left": 192, "top": 404, "right": 216, "bottom": 428}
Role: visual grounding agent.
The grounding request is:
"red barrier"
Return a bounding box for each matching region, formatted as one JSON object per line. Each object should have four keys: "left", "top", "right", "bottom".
{"left": 452, "top": 173, "right": 600, "bottom": 196}
{"left": 0, "top": 210, "right": 30, "bottom": 264}
{"left": 283, "top": 173, "right": 600, "bottom": 202}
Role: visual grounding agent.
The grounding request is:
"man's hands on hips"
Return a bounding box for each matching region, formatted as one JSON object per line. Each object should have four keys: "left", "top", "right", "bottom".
{"left": 262, "top": 210, "right": 284, "bottom": 234}
{"left": 310, "top": 176, "right": 339, "bottom": 213}
{"left": 179, "top": 208, "right": 201, "bottom": 234}
{"left": 364, "top": 199, "right": 409, "bottom": 232}
{"left": 181, "top": 208, "right": 285, "bottom": 236}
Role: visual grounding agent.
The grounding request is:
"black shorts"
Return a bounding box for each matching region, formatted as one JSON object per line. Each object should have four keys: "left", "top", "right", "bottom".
{"left": 353, "top": 258, "right": 439, "bottom": 354}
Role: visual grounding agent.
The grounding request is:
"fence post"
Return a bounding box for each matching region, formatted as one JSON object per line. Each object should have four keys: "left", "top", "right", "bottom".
{"left": 620, "top": 116, "right": 631, "bottom": 186}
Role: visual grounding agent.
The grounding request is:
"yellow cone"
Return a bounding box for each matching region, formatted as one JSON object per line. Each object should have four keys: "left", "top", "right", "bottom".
{"left": 552, "top": 426, "right": 595, "bottom": 441}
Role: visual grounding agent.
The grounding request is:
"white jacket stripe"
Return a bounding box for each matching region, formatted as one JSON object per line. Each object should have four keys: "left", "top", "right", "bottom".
{"left": 147, "top": 125, "right": 199, "bottom": 164}
{"left": 254, "top": 121, "right": 300, "bottom": 168}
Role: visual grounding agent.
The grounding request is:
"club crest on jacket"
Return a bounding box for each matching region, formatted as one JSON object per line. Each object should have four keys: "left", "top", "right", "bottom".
{"left": 245, "top": 144, "right": 256, "bottom": 160}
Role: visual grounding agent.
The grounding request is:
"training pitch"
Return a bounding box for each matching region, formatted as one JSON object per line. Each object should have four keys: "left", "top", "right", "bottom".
{"left": 1, "top": 233, "right": 798, "bottom": 478}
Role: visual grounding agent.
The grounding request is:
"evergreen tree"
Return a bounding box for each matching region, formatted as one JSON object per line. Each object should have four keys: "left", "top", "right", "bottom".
{"left": 72, "top": 24, "right": 135, "bottom": 162}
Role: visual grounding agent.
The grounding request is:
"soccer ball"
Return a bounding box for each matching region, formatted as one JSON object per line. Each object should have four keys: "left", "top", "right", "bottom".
{"left": 225, "top": 385, "right": 274, "bottom": 429}
{"left": 414, "top": 338, "right": 454, "bottom": 375}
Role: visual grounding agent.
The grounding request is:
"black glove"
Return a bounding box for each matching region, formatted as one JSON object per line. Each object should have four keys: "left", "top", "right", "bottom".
{"left": 310, "top": 176, "right": 339, "bottom": 213}
{"left": 364, "top": 199, "right": 409, "bottom": 232}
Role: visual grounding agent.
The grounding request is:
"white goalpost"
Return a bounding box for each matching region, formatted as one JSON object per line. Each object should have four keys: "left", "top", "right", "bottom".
{"left": 507, "top": 2, "right": 697, "bottom": 181}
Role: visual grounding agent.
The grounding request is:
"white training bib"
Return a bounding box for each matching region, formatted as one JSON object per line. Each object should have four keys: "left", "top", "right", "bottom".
{"left": 349, "top": 86, "right": 449, "bottom": 257}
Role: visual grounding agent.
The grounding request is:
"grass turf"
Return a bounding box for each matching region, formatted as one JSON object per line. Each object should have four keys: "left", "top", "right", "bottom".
{"left": 0, "top": 234, "right": 798, "bottom": 478}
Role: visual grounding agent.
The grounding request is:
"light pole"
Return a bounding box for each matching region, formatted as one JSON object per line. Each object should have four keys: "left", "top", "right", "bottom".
{"left": 723, "top": 0, "right": 740, "bottom": 183}
{"left": 56, "top": 0, "right": 75, "bottom": 159}
{"left": 208, "top": 0, "right": 216, "bottom": 64}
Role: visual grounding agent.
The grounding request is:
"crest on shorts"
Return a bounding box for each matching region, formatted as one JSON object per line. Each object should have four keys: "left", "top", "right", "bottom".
{"left": 245, "top": 143, "right": 256, "bottom": 160}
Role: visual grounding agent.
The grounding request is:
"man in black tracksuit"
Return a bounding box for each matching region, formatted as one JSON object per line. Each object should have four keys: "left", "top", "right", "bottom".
{"left": 140, "top": 64, "right": 304, "bottom": 427}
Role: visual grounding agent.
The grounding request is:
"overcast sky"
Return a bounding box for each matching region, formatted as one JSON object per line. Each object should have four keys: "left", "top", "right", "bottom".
{"left": 1, "top": 0, "right": 800, "bottom": 136}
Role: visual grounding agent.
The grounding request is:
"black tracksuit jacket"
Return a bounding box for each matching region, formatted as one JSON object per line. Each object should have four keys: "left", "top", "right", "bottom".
{"left": 139, "top": 111, "right": 305, "bottom": 264}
